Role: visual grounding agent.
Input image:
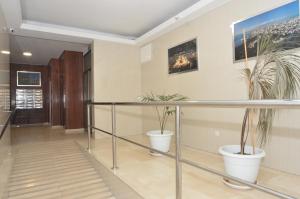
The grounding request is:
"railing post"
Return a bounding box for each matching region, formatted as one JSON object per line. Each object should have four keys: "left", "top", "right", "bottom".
{"left": 111, "top": 104, "right": 118, "bottom": 170}
{"left": 175, "top": 105, "right": 182, "bottom": 199}
{"left": 87, "top": 103, "right": 91, "bottom": 152}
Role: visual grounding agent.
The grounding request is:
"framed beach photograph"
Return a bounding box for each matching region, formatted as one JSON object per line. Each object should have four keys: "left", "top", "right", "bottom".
{"left": 168, "top": 38, "right": 198, "bottom": 74}
{"left": 233, "top": 0, "right": 300, "bottom": 62}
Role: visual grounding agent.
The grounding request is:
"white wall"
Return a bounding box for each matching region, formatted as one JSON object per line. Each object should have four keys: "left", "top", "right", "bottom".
{"left": 140, "top": 0, "right": 300, "bottom": 174}
{"left": 90, "top": 0, "right": 300, "bottom": 175}
{"left": 0, "top": 3, "right": 11, "bottom": 198}
{"left": 92, "top": 40, "right": 142, "bottom": 138}
{"left": 0, "top": 1, "right": 10, "bottom": 109}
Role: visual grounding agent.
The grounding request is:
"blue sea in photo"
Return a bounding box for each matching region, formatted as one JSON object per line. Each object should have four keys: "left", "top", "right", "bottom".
{"left": 233, "top": 0, "right": 300, "bottom": 61}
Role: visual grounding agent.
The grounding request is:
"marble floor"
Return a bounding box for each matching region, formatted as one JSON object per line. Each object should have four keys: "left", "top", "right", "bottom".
{"left": 10, "top": 126, "right": 86, "bottom": 146}
{"left": 85, "top": 134, "right": 300, "bottom": 199}
{"left": 9, "top": 126, "right": 300, "bottom": 199}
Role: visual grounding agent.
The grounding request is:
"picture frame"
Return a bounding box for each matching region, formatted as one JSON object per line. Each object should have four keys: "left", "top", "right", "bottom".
{"left": 232, "top": 0, "right": 300, "bottom": 62}
{"left": 168, "top": 38, "right": 198, "bottom": 74}
{"left": 17, "top": 71, "right": 41, "bottom": 87}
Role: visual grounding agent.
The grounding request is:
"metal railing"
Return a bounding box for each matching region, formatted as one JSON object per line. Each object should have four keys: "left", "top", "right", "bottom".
{"left": 0, "top": 108, "right": 15, "bottom": 140}
{"left": 86, "top": 100, "right": 300, "bottom": 199}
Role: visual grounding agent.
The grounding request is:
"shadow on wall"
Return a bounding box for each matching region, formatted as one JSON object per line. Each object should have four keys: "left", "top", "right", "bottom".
{"left": 93, "top": 106, "right": 143, "bottom": 136}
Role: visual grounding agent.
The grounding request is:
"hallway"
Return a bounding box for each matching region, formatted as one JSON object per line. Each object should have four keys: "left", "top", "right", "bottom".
{"left": 1, "top": 0, "right": 300, "bottom": 198}
{"left": 1, "top": 125, "right": 299, "bottom": 199}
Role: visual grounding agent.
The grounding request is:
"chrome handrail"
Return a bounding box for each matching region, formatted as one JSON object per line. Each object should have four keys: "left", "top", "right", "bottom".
{"left": 87, "top": 100, "right": 299, "bottom": 199}
{"left": 90, "top": 99, "right": 300, "bottom": 108}
{"left": 0, "top": 108, "right": 15, "bottom": 140}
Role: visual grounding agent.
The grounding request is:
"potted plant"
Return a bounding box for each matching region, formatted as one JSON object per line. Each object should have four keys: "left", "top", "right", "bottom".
{"left": 219, "top": 33, "right": 300, "bottom": 188}
{"left": 139, "top": 93, "right": 188, "bottom": 155}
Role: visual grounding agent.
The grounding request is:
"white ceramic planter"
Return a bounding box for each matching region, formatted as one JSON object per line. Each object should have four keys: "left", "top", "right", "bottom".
{"left": 146, "top": 130, "right": 174, "bottom": 154}
{"left": 219, "top": 145, "right": 265, "bottom": 183}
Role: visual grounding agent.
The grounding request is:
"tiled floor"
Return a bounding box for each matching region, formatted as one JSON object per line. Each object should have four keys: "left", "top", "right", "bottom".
{"left": 8, "top": 126, "right": 300, "bottom": 199}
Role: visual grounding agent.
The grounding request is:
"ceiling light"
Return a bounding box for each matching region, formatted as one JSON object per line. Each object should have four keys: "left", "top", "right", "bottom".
{"left": 23, "top": 52, "right": 32, "bottom": 57}
{"left": 1, "top": 50, "right": 10, "bottom": 55}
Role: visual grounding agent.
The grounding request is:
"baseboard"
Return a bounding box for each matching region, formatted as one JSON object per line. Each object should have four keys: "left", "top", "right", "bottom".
{"left": 51, "top": 125, "right": 64, "bottom": 129}
{"left": 65, "top": 128, "right": 85, "bottom": 134}
{"left": 11, "top": 123, "right": 50, "bottom": 128}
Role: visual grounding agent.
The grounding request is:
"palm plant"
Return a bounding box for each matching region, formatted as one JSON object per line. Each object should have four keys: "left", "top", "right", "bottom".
{"left": 139, "top": 93, "right": 188, "bottom": 134}
{"left": 240, "top": 34, "right": 300, "bottom": 154}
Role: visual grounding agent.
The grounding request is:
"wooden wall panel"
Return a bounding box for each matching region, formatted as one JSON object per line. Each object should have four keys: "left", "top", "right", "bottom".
{"left": 60, "top": 51, "right": 84, "bottom": 129}
{"left": 59, "top": 57, "right": 65, "bottom": 126}
{"left": 10, "top": 64, "right": 49, "bottom": 125}
{"left": 49, "top": 59, "right": 61, "bottom": 126}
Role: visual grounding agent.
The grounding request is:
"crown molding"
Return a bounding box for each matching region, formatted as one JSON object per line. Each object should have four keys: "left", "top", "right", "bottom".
{"left": 21, "top": 20, "right": 136, "bottom": 45}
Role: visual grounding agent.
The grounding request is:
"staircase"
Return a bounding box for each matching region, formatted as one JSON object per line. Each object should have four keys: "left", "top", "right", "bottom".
{"left": 3, "top": 140, "right": 141, "bottom": 199}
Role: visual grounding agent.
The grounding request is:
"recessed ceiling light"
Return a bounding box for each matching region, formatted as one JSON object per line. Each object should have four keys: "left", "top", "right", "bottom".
{"left": 23, "top": 52, "right": 32, "bottom": 57}
{"left": 1, "top": 50, "right": 10, "bottom": 55}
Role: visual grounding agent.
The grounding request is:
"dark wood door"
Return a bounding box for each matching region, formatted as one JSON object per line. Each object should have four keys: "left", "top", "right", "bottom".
{"left": 10, "top": 64, "right": 49, "bottom": 125}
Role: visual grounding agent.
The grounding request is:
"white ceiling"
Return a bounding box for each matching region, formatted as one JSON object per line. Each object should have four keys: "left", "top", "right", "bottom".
{"left": 10, "top": 35, "right": 89, "bottom": 65}
{"left": 21, "top": 0, "right": 200, "bottom": 38}
{"left": 0, "top": 0, "right": 232, "bottom": 45}
{"left": 1, "top": 0, "right": 233, "bottom": 65}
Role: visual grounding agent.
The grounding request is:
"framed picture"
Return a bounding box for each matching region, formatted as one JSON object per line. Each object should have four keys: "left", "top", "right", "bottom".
{"left": 17, "top": 71, "right": 41, "bottom": 87}
{"left": 168, "top": 38, "right": 198, "bottom": 74}
{"left": 233, "top": 0, "right": 300, "bottom": 62}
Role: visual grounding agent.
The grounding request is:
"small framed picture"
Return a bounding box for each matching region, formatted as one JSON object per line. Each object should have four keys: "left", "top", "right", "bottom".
{"left": 17, "top": 71, "right": 41, "bottom": 87}
{"left": 168, "top": 38, "right": 198, "bottom": 74}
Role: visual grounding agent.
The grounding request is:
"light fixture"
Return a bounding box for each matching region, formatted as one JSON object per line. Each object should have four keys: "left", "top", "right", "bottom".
{"left": 1, "top": 50, "right": 10, "bottom": 55}
{"left": 23, "top": 52, "right": 32, "bottom": 57}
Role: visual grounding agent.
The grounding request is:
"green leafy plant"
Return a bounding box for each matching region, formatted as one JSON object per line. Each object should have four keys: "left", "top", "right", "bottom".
{"left": 139, "top": 93, "right": 188, "bottom": 134}
{"left": 240, "top": 34, "right": 300, "bottom": 154}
